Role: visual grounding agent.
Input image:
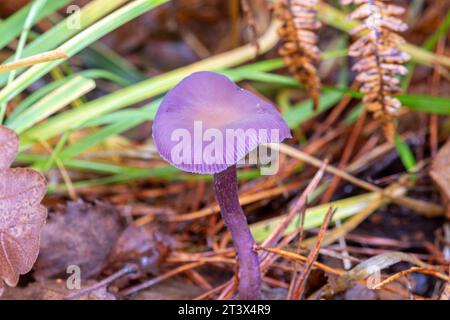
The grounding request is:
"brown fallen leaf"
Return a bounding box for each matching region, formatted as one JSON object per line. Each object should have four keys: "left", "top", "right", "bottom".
{"left": 0, "top": 125, "right": 18, "bottom": 168}
{"left": 430, "top": 139, "right": 450, "bottom": 219}
{"left": 0, "top": 126, "right": 47, "bottom": 294}
{"left": 108, "top": 224, "right": 175, "bottom": 274}
{"left": 34, "top": 200, "right": 124, "bottom": 280}
{"left": 0, "top": 280, "right": 115, "bottom": 300}
{"left": 321, "top": 252, "right": 427, "bottom": 298}
{"left": 344, "top": 284, "right": 377, "bottom": 300}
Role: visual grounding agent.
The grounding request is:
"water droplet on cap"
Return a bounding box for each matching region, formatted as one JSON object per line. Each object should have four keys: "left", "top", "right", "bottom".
{"left": 256, "top": 103, "right": 265, "bottom": 113}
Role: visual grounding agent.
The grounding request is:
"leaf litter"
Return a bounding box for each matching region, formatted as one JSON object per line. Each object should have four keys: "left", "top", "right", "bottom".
{"left": 34, "top": 200, "right": 124, "bottom": 280}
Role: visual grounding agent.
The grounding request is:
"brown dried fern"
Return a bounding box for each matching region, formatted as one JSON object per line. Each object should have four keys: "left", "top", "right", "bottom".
{"left": 343, "top": 0, "right": 410, "bottom": 141}
{"left": 275, "top": 0, "right": 322, "bottom": 110}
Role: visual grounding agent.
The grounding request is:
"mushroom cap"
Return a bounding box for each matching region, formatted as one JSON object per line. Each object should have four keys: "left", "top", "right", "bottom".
{"left": 152, "top": 71, "right": 291, "bottom": 174}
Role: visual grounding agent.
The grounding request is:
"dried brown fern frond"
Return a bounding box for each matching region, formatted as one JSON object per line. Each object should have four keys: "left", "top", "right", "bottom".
{"left": 275, "top": 0, "right": 322, "bottom": 110}
{"left": 343, "top": 0, "right": 410, "bottom": 141}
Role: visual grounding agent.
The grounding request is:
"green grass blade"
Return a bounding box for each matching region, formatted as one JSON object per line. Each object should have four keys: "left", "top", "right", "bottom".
{"left": 0, "top": 0, "right": 71, "bottom": 51}
{"left": 0, "top": 0, "right": 48, "bottom": 124}
{"left": 394, "top": 133, "right": 417, "bottom": 172}
{"left": 0, "top": 0, "right": 130, "bottom": 86}
{"left": 82, "top": 100, "right": 160, "bottom": 127}
{"left": 6, "top": 69, "right": 127, "bottom": 124}
{"left": 251, "top": 193, "right": 379, "bottom": 243}
{"left": 399, "top": 95, "right": 450, "bottom": 114}
{"left": 283, "top": 92, "right": 343, "bottom": 128}
{"left": 80, "top": 42, "right": 146, "bottom": 84}
{"left": 235, "top": 72, "right": 450, "bottom": 115}
{"left": 0, "top": 0, "right": 169, "bottom": 108}
{"left": 7, "top": 75, "right": 95, "bottom": 133}
{"left": 59, "top": 117, "right": 145, "bottom": 159}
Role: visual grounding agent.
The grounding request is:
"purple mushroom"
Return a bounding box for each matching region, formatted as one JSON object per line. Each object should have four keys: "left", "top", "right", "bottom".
{"left": 152, "top": 71, "right": 291, "bottom": 299}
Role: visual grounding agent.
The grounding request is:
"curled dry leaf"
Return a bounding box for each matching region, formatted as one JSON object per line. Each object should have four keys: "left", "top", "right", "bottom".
{"left": 0, "top": 126, "right": 47, "bottom": 294}
{"left": 344, "top": 284, "right": 377, "bottom": 300}
{"left": 108, "top": 223, "right": 175, "bottom": 274}
{"left": 430, "top": 139, "right": 450, "bottom": 219}
{"left": 34, "top": 200, "right": 124, "bottom": 280}
{"left": 0, "top": 125, "right": 19, "bottom": 169}
{"left": 322, "top": 251, "right": 427, "bottom": 298}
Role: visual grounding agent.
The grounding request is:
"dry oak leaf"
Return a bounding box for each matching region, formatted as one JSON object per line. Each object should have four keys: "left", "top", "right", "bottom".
{"left": 0, "top": 126, "right": 47, "bottom": 293}
{"left": 430, "top": 139, "right": 450, "bottom": 219}
{"left": 35, "top": 200, "right": 124, "bottom": 280}
{"left": 108, "top": 223, "right": 176, "bottom": 274}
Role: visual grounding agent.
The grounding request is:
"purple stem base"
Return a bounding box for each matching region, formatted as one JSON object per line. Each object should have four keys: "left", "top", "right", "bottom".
{"left": 213, "top": 165, "right": 262, "bottom": 300}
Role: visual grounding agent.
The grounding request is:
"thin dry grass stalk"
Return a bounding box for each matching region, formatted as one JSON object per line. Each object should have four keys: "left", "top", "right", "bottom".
{"left": 275, "top": 0, "right": 321, "bottom": 110}
{"left": 65, "top": 264, "right": 138, "bottom": 300}
{"left": 261, "top": 160, "right": 328, "bottom": 249}
{"left": 290, "top": 206, "right": 335, "bottom": 300}
{"left": 119, "top": 262, "right": 205, "bottom": 297}
{"left": 210, "top": 162, "right": 328, "bottom": 300}
{"left": 372, "top": 266, "right": 450, "bottom": 290}
{"left": 0, "top": 49, "right": 67, "bottom": 73}
{"left": 273, "top": 143, "right": 444, "bottom": 217}
{"left": 256, "top": 246, "right": 343, "bottom": 276}
{"left": 342, "top": 0, "right": 410, "bottom": 141}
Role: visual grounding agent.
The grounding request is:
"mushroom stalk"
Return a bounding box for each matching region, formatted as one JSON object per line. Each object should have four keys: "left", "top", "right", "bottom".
{"left": 213, "top": 165, "right": 262, "bottom": 300}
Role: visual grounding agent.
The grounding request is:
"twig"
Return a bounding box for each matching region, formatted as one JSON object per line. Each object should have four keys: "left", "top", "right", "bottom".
{"left": 119, "top": 262, "right": 204, "bottom": 297}
{"left": 261, "top": 160, "right": 328, "bottom": 248}
{"left": 372, "top": 266, "right": 450, "bottom": 290}
{"left": 301, "top": 189, "right": 393, "bottom": 249}
{"left": 194, "top": 281, "right": 231, "bottom": 300}
{"left": 272, "top": 143, "right": 444, "bottom": 217}
{"left": 65, "top": 264, "right": 138, "bottom": 300}
{"left": 429, "top": 37, "right": 445, "bottom": 157}
{"left": 334, "top": 218, "right": 352, "bottom": 270}
{"left": 161, "top": 180, "right": 302, "bottom": 222}
{"left": 320, "top": 109, "right": 366, "bottom": 204}
{"left": 291, "top": 206, "right": 335, "bottom": 299}
{"left": 256, "top": 246, "right": 343, "bottom": 276}
{"left": 0, "top": 0, "right": 48, "bottom": 123}
{"left": 0, "top": 49, "right": 67, "bottom": 74}
{"left": 287, "top": 205, "right": 307, "bottom": 298}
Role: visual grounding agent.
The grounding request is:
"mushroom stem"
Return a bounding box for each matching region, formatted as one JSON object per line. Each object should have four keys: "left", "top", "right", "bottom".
{"left": 213, "top": 165, "right": 262, "bottom": 300}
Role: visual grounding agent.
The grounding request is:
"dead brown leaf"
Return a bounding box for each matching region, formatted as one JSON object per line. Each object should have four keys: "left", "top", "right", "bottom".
{"left": 344, "top": 284, "right": 377, "bottom": 300}
{"left": 108, "top": 223, "right": 175, "bottom": 274}
{"left": 322, "top": 251, "right": 428, "bottom": 298}
{"left": 0, "top": 126, "right": 47, "bottom": 293}
{"left": 430, "top": 139, "right": 450, "bottom": 219}
{"left": 34, "top": 200, "right": 124, "bottom": 280}
{"left": 0, "top": 125, "right": 18, "bottom": 169}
